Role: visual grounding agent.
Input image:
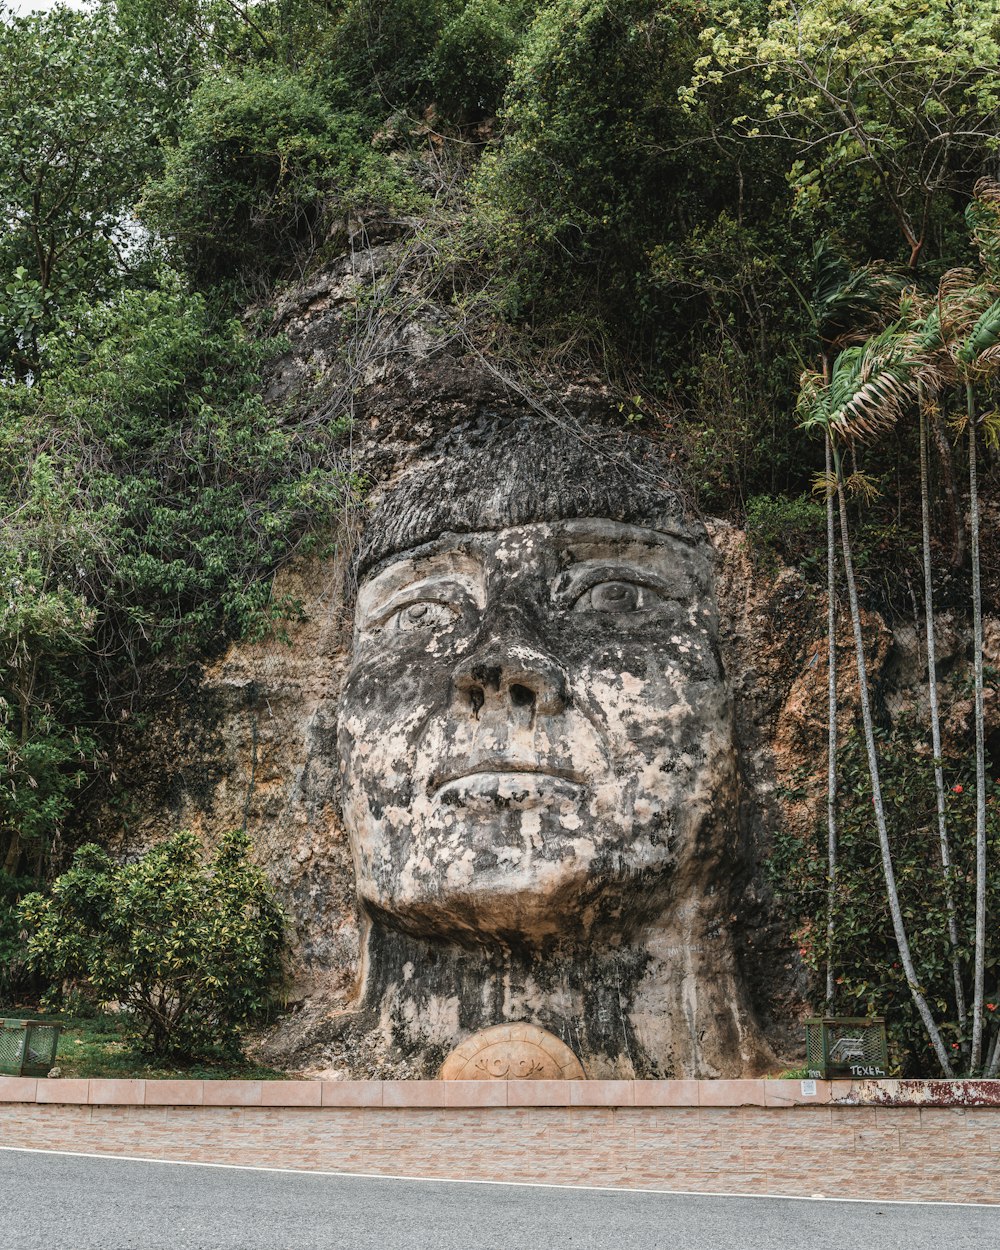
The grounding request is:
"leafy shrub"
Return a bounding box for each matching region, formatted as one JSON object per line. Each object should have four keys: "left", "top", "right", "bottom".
{"left": 471, "top": 0, "right": 708, "bottom": 332}
{"left": 429, "top": 0, "right": 530, "bottom": 120}
{"left": 141, "top": 67, "right": 420, "bottom": 282}
{"left": 745, "top": 493, "right": 827, "bottom": 571}
{"left": 19, "top": 830, "right": 285, "bottom": 1059}
{"left": 12, "top": 279, "right": 353, "bottom": 664}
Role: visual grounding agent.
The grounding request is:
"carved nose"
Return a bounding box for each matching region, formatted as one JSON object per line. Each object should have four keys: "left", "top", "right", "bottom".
{"left": 451, "top": 639, "right": 568, "bottom": 718}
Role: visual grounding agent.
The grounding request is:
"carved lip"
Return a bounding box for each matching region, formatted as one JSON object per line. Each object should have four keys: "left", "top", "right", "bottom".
{"left": 430, "top": 762, "right": 586, "bottom": 800}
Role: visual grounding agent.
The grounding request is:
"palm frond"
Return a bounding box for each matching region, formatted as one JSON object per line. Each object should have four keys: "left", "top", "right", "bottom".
{"left": 911, "top": 320, "right": 952, "bottom": 392}
{"left": 914, "top": 306, "right": 942, "bottom": 352}
{"left": 811, "top": 240, "right": 906, "bottom": 349}
{"left": 826, "top": 323, "right": 920, "bottom": 443}
{"left": 938, "top": 267, "right": 978, "bottom": 340}
{"left": 958, "top": 296, "right": 1000, "bottom": 366}
{"left": 973, "top": 177, "right": 1000, "bottom": 206}
{"left": 796, "top": 368, "right": 829, "bottom": 430}
{"left": 980, "top": 410, "right": 1000, "bottom": 451}
{"left": 968, "top": 180, "right": 1000, "bottom": 278}
{"left": 893, "top": 298, "right": 950, "bottom": 392}
{"left": 938, "top": 270, "right": 1000, "bottom": 348}
{"left": 898, "top": 286, "right": 930, "bottom": 326}
{"left": 938, "top": 267, "right": 978, "bottom": 306}
{"left": 811, "top": 469, "right": 837, "bottom": 499}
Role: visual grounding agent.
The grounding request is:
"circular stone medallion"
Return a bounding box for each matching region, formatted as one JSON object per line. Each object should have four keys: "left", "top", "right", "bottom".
{"left": 438, "top": 1023, "right": 585, "bottom": 1080}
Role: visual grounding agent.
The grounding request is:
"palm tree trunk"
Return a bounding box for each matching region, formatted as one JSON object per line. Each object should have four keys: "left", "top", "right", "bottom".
{"left": 833, "top": 445, "right": 954, "bottom": 1076}
{"left": 986, "top": 1025, "right": 1000, "bottom": 1078}
{"left": 930, "top": 407, "right": 966, "bottom": 569}
{"left": 968, "top": 387, "right": 987, "bottom": 1073}
{"left": 825, "top": 433, "right": 838, "bottom": 1011}
{"left": 919, "top": 396, "right": 966, "bottom": 1037}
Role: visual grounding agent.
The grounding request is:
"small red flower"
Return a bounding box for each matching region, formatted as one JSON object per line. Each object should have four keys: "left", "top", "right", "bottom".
{"left": 953, "top": 784, "right": 964, "bottom": 794}
{"left": 987, "top": 1003, "right": 997, "bottom": 1012}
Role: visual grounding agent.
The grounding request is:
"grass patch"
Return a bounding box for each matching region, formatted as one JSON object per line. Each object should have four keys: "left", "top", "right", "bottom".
{"left": 6, "top": 1011, "right": 289, "bottom": 1080}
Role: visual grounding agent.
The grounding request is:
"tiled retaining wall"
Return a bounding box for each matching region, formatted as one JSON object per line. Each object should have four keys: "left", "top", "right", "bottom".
{"left": 2, "top": 1079, "right": 998, "bottom": 1204}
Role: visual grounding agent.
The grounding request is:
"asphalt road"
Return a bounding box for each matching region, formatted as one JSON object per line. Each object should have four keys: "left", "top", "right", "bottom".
{"left": 1, "top": 1147, "right": 996, "bottom": 1250}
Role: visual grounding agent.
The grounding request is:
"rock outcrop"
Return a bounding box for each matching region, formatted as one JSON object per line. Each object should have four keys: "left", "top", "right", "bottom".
{"left": 82, "top": 245, "right": 1000, "bottom": 1078}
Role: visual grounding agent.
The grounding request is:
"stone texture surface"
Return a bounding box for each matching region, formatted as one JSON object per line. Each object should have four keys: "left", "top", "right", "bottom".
{"left": 2, "top": 1098, "right": 999, "bottom": 1203}
{"left": 334, "top": 477, "right": 771, "bottom": 1078}
{"left": 4, "top": 1077, "right": 991, "bottom": 1108}
{"left": 438, "top": 1024, "right": 585, "bottom": 1080}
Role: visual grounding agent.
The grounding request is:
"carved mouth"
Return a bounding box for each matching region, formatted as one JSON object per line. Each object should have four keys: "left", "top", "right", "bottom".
{"left": 431, "top": 762, "right": 587, "bottom": 805}
{"left": 433, "top": 761, "right": 585, "bottom": 788}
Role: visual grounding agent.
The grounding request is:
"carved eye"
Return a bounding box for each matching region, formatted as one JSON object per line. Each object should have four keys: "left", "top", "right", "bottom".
{"left": 390, "top": 601, "right": 457, "bottom": 633}
{"left": 573, "top": 580, "right": 651, "bottom": 613}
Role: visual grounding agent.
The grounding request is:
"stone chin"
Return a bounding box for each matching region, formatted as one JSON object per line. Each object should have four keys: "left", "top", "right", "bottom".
{"left": 344, "top": 738, "right": 732, "bottom": 945}
{"left": 344, "top": 796, "right": 682, "bottom": 946}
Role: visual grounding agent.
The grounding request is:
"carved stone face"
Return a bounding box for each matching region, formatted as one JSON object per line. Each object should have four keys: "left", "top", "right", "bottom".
{"left": 337, "top": 514, "right": 735, "bottom": 943}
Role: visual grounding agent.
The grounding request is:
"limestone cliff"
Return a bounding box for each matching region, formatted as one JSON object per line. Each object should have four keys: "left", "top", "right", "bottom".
{"left": 81, "top": 245, "right": 1000, "bottom": 1078}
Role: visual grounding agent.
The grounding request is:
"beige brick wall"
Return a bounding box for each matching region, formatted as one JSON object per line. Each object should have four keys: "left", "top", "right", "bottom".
{"left": 2, "top": 1096, "right": 998, "bottom": 1204}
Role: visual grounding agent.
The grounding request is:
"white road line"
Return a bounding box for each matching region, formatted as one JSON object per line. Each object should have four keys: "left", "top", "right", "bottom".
{"left": 0, "top": 1145, "right": 995, "bottom": 1209}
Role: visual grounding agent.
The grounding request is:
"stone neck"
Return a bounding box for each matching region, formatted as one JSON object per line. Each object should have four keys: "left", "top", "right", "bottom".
{"left": 356, "top": 910, "right": 771, "bottom": 1079}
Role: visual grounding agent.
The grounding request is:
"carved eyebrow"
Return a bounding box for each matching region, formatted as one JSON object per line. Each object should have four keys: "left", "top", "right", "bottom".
{"left": 553, "top": 533, "right": 694, "bottom": 560}
{"left": 548, "top": 519, "right": 696, "bottom": 549}
{"left": 551, "top": 558, "right": 694, "bottom": 602}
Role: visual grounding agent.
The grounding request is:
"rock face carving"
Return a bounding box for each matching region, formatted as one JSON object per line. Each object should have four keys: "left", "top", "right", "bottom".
{"left": 335, "top": 414, "right": 773, "bottom": 1079}
{"left": 438, "top": 1024, "right": 586, "bottom": 1080}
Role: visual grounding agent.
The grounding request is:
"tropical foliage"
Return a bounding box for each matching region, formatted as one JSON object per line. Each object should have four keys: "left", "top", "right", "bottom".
{"left": 0, "top": 282, "right": 355, "bottom": 884}
{"left": 774, "top": 726, "right": 1000, "bottom": 1075}
{"left": 792, "top": 181, "right": 1000, "bottom": 1075}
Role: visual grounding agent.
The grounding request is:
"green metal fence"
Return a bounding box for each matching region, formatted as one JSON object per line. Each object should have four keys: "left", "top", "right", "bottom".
{"left": 0, "top": 1019, "right": 62, "bottom": 1077}
{"left": 805, "top": 1017, "right": 888, "bottom": 1079}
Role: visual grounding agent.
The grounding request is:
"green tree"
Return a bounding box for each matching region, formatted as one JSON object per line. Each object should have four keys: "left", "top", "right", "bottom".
{"left": 928, "top": 238, "right": 1000, "bottom": 1071}
{"left": 428, "top": 0, "right": 532, "bottom": 121}
{"left": 140, "top": 66, "right": 420, "bottom": 283}
{"left": 473, "top": 0, "right": 711, "bottom": 337}
{"left": 19, "top": 830, "right": 285, "bottom": 1059}
{"left": 0, "top": 278, "right": 356, "bottom": 875}
{"left": 7, "top": 280, "right": 354, "bottom": 668}
{"left": 687, "top": 0, "right": 1000, "bottom": 267}
{"left": 801, "top": 244, "right": 904, "bottom": 1008}
{"left": 0, "top": 5, "right": 163, "bottom": 377}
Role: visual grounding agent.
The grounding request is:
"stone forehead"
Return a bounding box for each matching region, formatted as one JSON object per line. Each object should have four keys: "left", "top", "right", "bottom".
{"left": 357, "top": 414, "right": 695, "bottom": 577}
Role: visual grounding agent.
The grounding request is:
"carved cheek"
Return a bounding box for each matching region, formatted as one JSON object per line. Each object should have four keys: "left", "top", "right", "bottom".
{"left": 578, "top": 642, "right": 724, "bottom": 784}
{"left": 340, "top": 647, "right": 453, "bottom": 760}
